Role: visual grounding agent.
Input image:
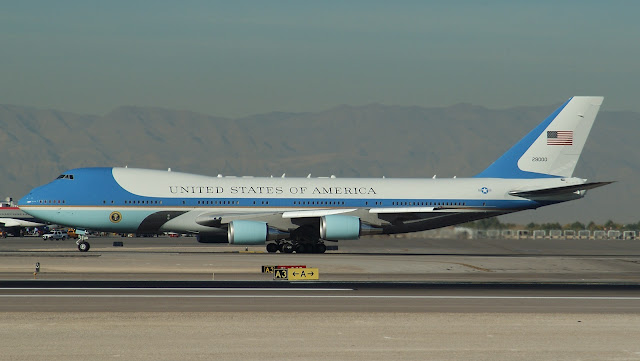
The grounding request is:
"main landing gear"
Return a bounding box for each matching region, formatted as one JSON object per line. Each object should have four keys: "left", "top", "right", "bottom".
{"left": 266, "top": 241, "right": 327, "bottom": 254}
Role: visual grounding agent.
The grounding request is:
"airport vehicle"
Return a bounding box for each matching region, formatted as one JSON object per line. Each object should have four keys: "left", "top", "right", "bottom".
{"left": 42, "top": 230, "right": 67, "bottom": 240}
{"left": 18, "top": 97, "right": 610, "bottom": 252}
{"left": 67, "top": 228, "right": 79, "bottom": 239}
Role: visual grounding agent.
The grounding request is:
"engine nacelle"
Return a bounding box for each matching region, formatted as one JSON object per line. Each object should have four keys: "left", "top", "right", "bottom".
{"left": 228, "top": 220, "right": 288, "bottom": 245}
{"left": 320, "top": 215, "right": 361, "bottom": 240}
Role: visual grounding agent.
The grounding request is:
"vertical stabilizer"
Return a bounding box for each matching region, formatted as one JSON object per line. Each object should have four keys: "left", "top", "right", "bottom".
{"left": 475, "top": 96, "right": 603, "bottom": 178}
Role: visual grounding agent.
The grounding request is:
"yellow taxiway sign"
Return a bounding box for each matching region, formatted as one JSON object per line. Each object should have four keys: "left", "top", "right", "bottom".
{"left": 286, "top": 268, "right": 319, "bottom": 280}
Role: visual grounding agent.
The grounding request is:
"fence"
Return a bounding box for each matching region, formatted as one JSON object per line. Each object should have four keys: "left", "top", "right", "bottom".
{"left": 459, "top": 228, "right": 639, "bottom": 240}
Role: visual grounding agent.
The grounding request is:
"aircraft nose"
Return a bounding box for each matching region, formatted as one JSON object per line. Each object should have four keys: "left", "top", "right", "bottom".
{"left": 18, "top": 189, "right": 40, "bottom": 207}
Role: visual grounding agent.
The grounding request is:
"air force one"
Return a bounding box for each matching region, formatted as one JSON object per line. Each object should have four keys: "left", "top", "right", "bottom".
{"left": 18, "top": 97, "right": 610, "bottom": 252}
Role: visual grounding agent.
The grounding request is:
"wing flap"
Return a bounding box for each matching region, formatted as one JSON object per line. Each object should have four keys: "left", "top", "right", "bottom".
{"left": 369, "top": 207, "right": 435, "bottom": 214}
{"left": 282, "top": 209, "right": 358, "bottom": 218}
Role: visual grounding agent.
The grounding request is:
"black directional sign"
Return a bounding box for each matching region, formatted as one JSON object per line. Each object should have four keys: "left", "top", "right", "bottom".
{"left": 273, "top": 268, "right": 288, "bottom": 279}
{"left": 262, "top": 265, "right": 275, "bottom": 273}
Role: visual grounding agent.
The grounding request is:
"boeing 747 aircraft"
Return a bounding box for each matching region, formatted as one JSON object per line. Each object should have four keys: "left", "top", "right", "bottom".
{"left": 19, "top": 97, "right": 610, "bottom": 252}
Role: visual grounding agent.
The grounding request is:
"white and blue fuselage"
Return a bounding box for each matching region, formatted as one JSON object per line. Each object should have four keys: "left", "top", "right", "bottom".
{"left": 18, "top": 167, "right": 583, "bottom": 233}
{"left": 18, "top": 96, "right": 609, "bottom": 252}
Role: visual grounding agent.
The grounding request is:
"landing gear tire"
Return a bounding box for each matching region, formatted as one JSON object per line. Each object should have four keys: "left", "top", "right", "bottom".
{"left": 314, "top": 243, "right": 327, "bottom": 254}
{"left": 296, "top": 243, "right": 309, "bottom": 254}
{"left": 78, "top": 242, "right": 90, "bottom": 252}
{"left": 282, "top": 243, "right": 294, "bottom": 253}
{"left": 266, "top": 243, "right": 278, "bottom": 253}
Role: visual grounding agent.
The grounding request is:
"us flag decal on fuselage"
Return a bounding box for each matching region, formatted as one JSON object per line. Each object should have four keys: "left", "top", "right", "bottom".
{"left": 547, "top": 130, "right": 573, "bottom": 145}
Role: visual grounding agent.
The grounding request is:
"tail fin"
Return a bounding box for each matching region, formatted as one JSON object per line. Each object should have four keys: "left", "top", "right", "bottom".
{"left": 475, "top": 96, "right": 604, "bottom": 179}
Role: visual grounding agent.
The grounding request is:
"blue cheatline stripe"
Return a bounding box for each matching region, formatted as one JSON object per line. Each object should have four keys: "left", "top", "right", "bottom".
{"left": 26, "top": 197, "right": 540, "bottom": 210}
{"left": 474, "top": 98, "right": 572, "bottom": 179}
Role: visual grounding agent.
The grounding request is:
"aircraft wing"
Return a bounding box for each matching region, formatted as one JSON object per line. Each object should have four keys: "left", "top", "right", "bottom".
{"left": 369, "top": 207, "right": 435, "bottom": 213}
{"left": 0, "top": 219, "right": 21, "bottom": 228}
{"left": 282, "top": 209, "right": 358, "bottom": 218}
{"left": 195, "top": 208, "right": 359, "bottom": 228}
{"left": 195, "top": 212, "right": 277, "bottom": 227}
{"left": 195, "top": 205, "right": 501, "bottom": 227}
{"left": 190, "top": 204, "right": 518, "bottom": 238}
{"left": 0, "top": 218, "right": 45, "bottom": 228}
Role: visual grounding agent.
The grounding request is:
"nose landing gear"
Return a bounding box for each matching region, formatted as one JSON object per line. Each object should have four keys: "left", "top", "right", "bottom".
{"left": 77, "top": 241, "right": 90, "bottom": 252}
{"left": 76, "top": 233, "right": 90, "bottom": 252}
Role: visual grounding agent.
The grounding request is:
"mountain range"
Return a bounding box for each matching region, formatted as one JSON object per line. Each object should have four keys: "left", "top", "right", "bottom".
{"left": 1, "top": 101, "right": 637, "bottom": 224}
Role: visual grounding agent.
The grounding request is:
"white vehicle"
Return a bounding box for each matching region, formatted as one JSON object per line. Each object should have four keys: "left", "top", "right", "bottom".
{"left": 42, "top": 230, "right": 67, "bottom": 241}
{"left": 19, "top": 96, "right": 610, "bottom": 252}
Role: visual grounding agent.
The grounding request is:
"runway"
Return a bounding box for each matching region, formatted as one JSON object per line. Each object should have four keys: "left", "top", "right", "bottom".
{"left": 2, "top": 235, "right": 640, "bottom": 311}
{"left": 1, "top": 282, "right": 640, "bottom": 313}
{"left": 2, "top": 235, "right": 640, "bottom": 360}
{"left": 2, "top": 235, "right": 640, "bottom": 282}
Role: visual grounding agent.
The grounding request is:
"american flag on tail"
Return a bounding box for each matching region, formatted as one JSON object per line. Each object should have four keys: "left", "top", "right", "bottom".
{"left": 547, "top": 130, "right": 573, "bottom": 145}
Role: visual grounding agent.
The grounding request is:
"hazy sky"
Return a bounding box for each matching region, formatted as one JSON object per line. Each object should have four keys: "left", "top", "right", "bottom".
{"left": 2, "top": 1, "right": 639, "bottom": 117}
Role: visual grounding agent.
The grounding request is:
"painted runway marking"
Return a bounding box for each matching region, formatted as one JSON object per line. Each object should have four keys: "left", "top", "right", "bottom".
{"left": 0, "top": 288, "right": 354, "bottom": 291}
{"left": 1, "top": 295, "right": 639, "bottom": 300}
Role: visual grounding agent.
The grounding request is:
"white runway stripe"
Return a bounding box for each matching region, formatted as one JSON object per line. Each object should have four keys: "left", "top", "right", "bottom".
{"left": 1, "top": 295, "right": 639, "bottom": 300}
{"left": 0, "top": 287, "right": 353, "bottom": 291}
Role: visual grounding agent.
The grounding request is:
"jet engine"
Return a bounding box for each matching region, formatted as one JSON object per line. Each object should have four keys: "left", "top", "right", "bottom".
{"left": 228, "top": 220, "right": 289, "bottom": 245}
{"left": 319, "top": 215, "right": 361, "bottom": 240}
{"left": 319, "top": 215, "right": 382, "bottom": 240}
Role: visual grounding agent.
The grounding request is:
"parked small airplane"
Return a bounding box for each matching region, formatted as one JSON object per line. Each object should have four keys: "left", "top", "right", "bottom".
{"left": 1, "top": 199, "right": 45, "bottom": 237}
{"left": 18, "top": 97, "right": 610, "bottom": 252}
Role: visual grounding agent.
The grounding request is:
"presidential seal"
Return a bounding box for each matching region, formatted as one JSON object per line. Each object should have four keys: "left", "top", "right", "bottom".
{"left": 109, "top": 211, "right": 122, "bottom": 223}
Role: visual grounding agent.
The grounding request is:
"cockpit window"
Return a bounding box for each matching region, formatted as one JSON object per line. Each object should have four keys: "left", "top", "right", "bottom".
{"left": 56, "top": 174, "right": 74, "bottom": 180}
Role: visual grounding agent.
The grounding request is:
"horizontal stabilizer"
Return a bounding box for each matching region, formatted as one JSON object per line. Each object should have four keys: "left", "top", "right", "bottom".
{"left": 508, "top": 181, "right": 613, "bottom": 198}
